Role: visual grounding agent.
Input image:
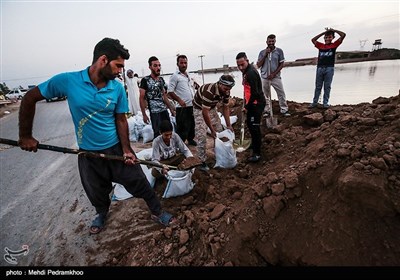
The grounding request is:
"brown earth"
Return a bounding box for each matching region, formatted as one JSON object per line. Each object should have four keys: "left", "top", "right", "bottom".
{"left": 3, "top": 94, "right": 400, "bottom": 267}
{"left": 107, "top": 94, "right": 400, "bottom": 266}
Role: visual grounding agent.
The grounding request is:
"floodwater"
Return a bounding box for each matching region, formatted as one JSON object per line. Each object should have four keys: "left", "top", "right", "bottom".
{"left": 166, "top": 59, "right": 400, "bottom": 105}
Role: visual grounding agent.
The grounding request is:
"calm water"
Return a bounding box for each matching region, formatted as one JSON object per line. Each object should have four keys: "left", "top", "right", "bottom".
{"left": 165, "top": 60, "right": 399, "bottom": 105}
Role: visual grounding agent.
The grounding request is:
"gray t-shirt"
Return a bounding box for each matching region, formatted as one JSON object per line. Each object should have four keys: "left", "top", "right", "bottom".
{"left": 257, "top": 47, "right": 285, "bottom": 79}
{"left": 151, "top": 132, "right": 193, "bottom": 163}
{"left": 167, "top": 71, "right": 196, "bottom": 107}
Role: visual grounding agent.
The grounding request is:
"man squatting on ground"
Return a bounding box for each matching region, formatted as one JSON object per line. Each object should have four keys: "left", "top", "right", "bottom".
{"left": 151, "top": 120, "right": 193, "bottom": 178}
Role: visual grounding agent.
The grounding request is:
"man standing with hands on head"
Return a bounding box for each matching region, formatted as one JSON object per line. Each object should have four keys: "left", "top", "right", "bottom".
{"left": 168, "top": 55, "right": 198, "bottom": 147}
{"left": 257, "top": 34, "right": 290, "bottom": 117}
{"left": 310, "top": 28, "right": 346, "bottom": 108}
{"left": 18, "top": 38, "right": 177, "bottom": 234}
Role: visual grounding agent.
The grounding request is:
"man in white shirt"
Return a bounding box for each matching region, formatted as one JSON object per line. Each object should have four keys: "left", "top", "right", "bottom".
{"left": 168, "top": 55, "right": 198, "bottom": 146}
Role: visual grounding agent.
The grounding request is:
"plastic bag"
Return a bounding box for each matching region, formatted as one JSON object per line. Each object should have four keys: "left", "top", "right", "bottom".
{"left": 163, "top": 169, "right": 195, "bottom": 198}
{"left": 214, "top": 129, "right": 237, "bottom": 169}
{"left": 142, "top": 124, "right": 154, "bottom": 143}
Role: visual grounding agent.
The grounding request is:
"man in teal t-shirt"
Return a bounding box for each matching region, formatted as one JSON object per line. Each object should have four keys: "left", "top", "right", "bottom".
{"left": 18, "top": 38, "right": 177, "bottom": 234}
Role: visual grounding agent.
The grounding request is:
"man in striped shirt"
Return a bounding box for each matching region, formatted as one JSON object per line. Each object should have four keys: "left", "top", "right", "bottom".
{"left": 193, "top": 74, "right": 235, "bottom": 171}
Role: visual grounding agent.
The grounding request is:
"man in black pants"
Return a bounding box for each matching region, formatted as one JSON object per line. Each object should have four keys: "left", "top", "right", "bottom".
{"left": 18, "top": 38, "right": 177, "bottom": 234}
{"left": 168, "top": 55, "right": 198, "bottom": 146}
{"left": 236, "top": 52, "right": 266, "bottom": 162}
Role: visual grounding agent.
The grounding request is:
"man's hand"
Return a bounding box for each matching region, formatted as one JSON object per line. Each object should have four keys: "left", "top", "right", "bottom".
{"left": 210, "top": 130, "right": 217, "bottom": 139}
{"left": 123, "top": 152, "right": 138, "bottom": 165}
{"left": 18, "top": 137, "right": 39, "bottom": 152}
{"left": 178, "top": 99, "right": 186, "bottom": 107}
{"left": 143, "top": 114, "right": 150, "bottom": 124}
{"left": 162, "top": 166, "right": 170, "bottom": 175}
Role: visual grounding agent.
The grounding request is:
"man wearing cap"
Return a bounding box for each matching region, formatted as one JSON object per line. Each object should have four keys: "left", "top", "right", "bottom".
{"left": 236, "top": 52, "right": 266, "bottom": 163}
{"left": 192, "top": 74, "right": 235, "bottom": 171}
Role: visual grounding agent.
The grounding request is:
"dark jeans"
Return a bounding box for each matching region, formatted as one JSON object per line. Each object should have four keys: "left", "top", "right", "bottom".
{"left": 246, "top": 103, "right": 264, "bottom": 155}
{"left": 78, "top": 143, "right": 161, "bottom": 216}
{"left": 150, "top": 110, "right": 170, "bottom": 138}
{"left": 176, "top": 106, "right": 195, "bottom": 142}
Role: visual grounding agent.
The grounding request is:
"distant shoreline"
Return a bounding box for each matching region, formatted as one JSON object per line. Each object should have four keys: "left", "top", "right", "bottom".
{"left": 179, "top": 48, "right": 400, "bottom": 76}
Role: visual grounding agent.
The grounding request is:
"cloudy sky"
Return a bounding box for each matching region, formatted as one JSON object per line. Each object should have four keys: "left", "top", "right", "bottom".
{"left": 1, "top": 0, "right": 399, "bottom": 88}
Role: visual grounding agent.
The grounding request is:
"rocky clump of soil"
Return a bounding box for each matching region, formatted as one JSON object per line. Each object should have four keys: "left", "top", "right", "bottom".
{"left": 91, "top": 94, "right": 400, "bottom": 266}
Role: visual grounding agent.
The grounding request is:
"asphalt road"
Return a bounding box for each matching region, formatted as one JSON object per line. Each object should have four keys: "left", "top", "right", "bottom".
{"left": 0, "top": 100, "right": 97, "bottom": 266}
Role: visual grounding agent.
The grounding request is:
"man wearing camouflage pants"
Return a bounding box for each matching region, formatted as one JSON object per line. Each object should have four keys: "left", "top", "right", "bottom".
{"left": 192, "top": 74, "right": 235, "bottom": 171}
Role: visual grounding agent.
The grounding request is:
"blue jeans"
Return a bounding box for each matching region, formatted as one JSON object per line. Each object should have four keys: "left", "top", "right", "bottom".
{"left": 312, "top": 66, "right": 334, "bottom": 106}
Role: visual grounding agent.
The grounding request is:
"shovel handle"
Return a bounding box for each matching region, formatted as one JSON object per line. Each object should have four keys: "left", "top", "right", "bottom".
{"left": 0, "top": 138, "right": 80, "bottom": 154}
{"left": 0, "top": 137, "right": 180, "bottom": 170}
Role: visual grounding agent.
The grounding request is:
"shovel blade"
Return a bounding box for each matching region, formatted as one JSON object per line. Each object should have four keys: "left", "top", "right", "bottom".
{"left": 266, "top": 116, "right": 278, "bottom": 128}
{"left": 233, "top": 139, "right": 251, "bottom": 152}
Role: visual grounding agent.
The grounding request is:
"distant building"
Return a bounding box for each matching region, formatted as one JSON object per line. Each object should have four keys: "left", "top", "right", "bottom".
{"left": 372, "top": 39, "right": 382, "bottom": 51}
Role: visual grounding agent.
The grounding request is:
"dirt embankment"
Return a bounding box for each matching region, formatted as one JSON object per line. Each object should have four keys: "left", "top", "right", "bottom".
{"left": 6, "top": 94, "right": 399, "bottom": 266}
{"left": 97, "top": 94, "right": 400, "bottom": 266}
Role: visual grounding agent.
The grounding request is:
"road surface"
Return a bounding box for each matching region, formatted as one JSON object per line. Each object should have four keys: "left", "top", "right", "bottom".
{"left": 0, "top": 100, "right": 158, "bottom": 266}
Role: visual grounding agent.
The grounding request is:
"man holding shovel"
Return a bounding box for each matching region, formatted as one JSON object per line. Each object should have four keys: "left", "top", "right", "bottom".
{"left": 236, "top": 52, "right": 266, "bottom": 163}
{"left": 18, "top": 38, "right": 177, "bottom": 234}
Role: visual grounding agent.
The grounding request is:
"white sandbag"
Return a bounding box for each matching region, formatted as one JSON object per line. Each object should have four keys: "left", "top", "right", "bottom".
{"left": 142, "top": 124, "right": 154, "bottom": 143}
{"left": 163, "top": 169, "right": 195, "bottom": 198}
{"left": 214, "top": 129, "right": 237, "bottom": 169}
{"left": 112, "top": 183, "right": 133, "bottom": 201}
{"left": 136, "top": 148, "right": 156, "bottom": 188}
{"left": 128, "top": 114, "right": 147, "bottom": 142}
{"left": 206, "top": 114, "right": 238, "bottom": 134}
{"left": 220, "top": 114, "right": 238, "bottom": 130}
{"left": 111, "top": 149, "right": 156, "bottom": 201}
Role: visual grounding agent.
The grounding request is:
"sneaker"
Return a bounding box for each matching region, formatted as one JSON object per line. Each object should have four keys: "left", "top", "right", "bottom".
{"left": 309, "top": 103, "right": 317, "bottom": 108}
{"left": 282, "top": 111, "right": 291, "bottom": 117}
{"left": 323, "top": 104, "right": 330, "bottom": 109}
{"left": 199, "top": 162, "right": 210, "bottom": 172}
{"left": 247, "top": 154, "right": 261, "bottom": 163}
{"left": 188, "top": 139, "right": 197, "bottom": 146}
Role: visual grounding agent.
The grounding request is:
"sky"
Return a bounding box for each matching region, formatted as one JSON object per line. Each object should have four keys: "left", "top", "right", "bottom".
{"left": 1, "top": 0, "right": 399, "bottom": 89}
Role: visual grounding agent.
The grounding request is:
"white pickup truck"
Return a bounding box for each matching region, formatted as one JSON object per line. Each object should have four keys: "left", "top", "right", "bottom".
{"left": 5, "top": 88, "right": 27, "bottom": 100}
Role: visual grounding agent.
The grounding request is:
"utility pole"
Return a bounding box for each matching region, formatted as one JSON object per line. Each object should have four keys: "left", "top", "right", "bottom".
{"left": 199, "top": 55, "right": 205, "bottom": 84}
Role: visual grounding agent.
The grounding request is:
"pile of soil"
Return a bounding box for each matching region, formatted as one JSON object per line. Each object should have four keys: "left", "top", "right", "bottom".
{"left": 97, "top": 94, "right": 400, "bottom": 266}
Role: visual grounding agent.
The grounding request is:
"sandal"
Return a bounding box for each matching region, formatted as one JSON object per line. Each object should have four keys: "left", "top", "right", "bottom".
{"left": 151, "top": 211, "right": 178, "bottom": 227}
{"left": 89, "top": 213, "right": 106, "bottom": 234}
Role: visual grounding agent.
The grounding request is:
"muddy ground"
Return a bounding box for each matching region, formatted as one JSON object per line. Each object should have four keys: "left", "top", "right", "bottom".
{"left": 2, "top": 94, "right": 400, "bottom": 267}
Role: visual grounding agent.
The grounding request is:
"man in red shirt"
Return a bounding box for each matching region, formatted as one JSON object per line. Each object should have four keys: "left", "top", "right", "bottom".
{"left": 310, "top": 28, "right": 346, "bottom": 108}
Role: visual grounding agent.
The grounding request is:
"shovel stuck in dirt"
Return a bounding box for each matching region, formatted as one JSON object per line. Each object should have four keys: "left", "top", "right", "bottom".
{"left": 265, "top": 52, "right": 278, "bottom": 129}
{"left": 233, "top": 106, "right": 251, "bottom": 153}
{"left": 0, "top": 138, "right": 201, "bottom": 171}
{"left": 265, "top": 104, "right": 278, "bottom": 128}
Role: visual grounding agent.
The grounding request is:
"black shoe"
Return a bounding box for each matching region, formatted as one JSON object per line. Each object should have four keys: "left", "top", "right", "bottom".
{"left": 199, "top": 162, "right": 210, "bottom": 172}
{"left": 248, "top": 154, "right": 261, "bottom": 162}
{"left": 188, "top": 140, "right": 197, "bottom": 146}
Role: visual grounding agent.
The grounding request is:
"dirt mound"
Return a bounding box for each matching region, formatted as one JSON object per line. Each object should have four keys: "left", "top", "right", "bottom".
{"left": 81, "top": 94, "right": 399, "bottom": 267}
